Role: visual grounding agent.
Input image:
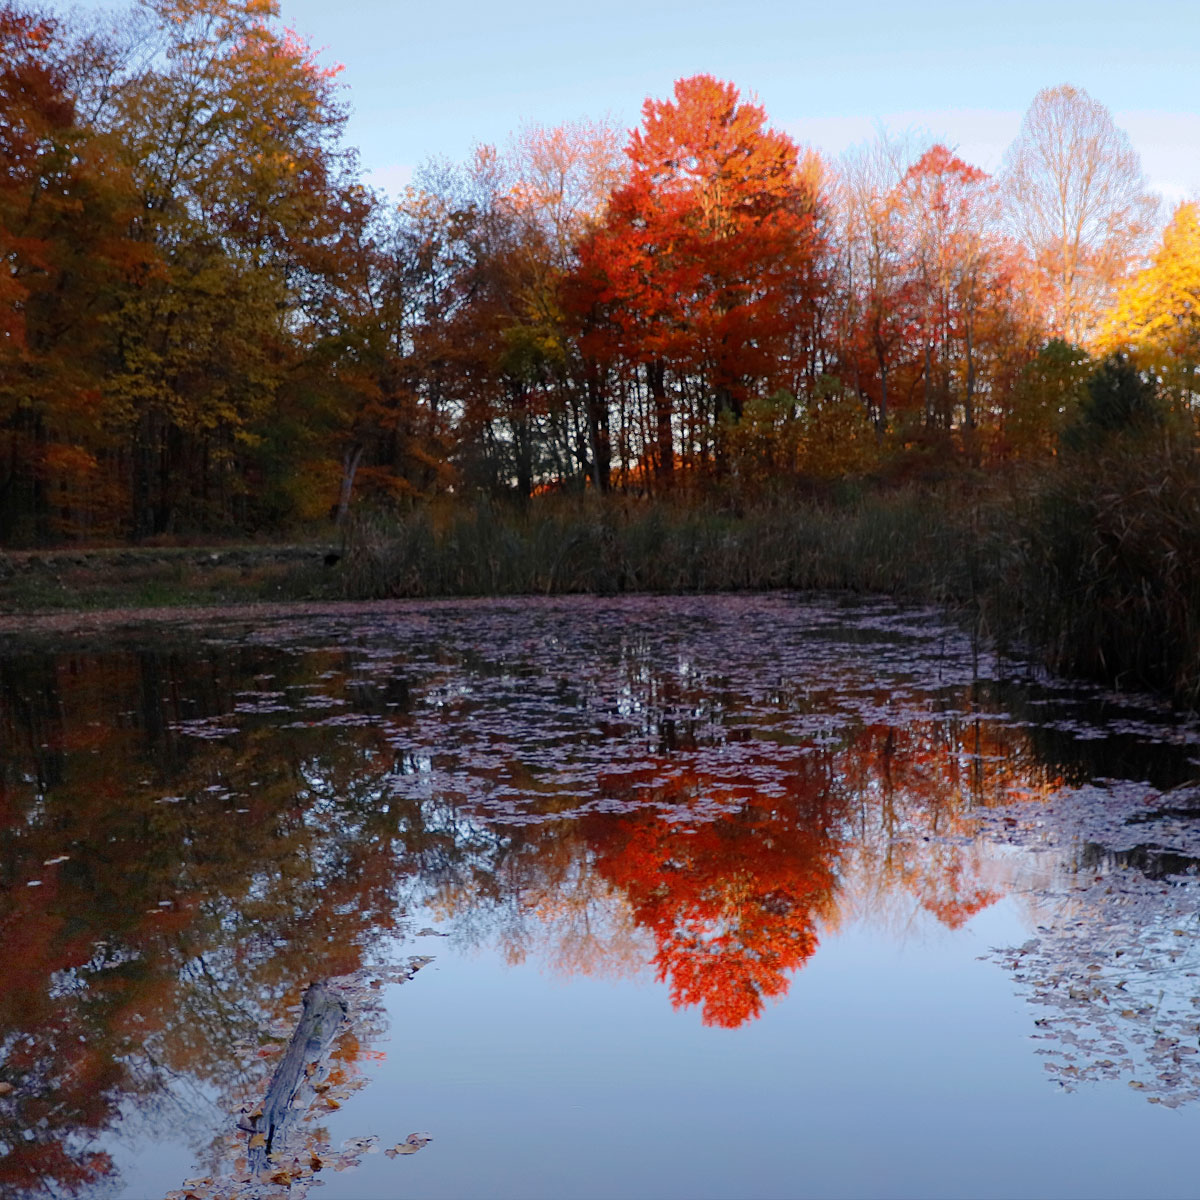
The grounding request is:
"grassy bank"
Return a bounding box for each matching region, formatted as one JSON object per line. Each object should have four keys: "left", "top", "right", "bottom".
{"left": 4, "top": 445, "right": 1196, "bottom": 711}
{"left": 0, "top": 544, "right": 343, "bottom": 611}
{"left": 977, "top": 443, "right": 1200, "bottom": 708}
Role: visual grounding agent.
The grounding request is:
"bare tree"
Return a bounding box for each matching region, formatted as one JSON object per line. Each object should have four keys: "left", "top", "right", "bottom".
{"left": 833, "top": 130, "right": 928, "bottom": 433}
{"left": 1002, "top": 84, "right": 1158, "bottom": 346}
{"left": 503, "top": 118, "right": 627, "bottom": 270}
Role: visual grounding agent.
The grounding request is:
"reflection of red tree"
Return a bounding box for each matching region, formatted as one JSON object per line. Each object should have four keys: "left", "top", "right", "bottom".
{"left": 588, "top": 767, "right": 842, "bottom": 1027}
{"left": 0, "top": 1143, "right": 112, "bottom": 1200}
{"left": 905, "top": 845, "right": 999, "bottom": 930}
{"left": 0, "top": 865, "right": 180, "bottom": 1196}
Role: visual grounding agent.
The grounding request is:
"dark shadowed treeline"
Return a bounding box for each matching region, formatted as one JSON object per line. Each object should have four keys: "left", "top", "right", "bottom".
{"left": 2, "top": 0, "right": 1197, "bottom": 546}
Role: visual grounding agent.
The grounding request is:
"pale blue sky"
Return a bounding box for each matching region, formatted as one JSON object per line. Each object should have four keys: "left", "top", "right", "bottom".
{"left": 77, "top": 0, "right": 1200, "bottom": 201}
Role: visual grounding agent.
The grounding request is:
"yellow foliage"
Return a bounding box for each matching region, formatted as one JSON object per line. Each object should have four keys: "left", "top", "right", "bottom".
{"left": 1097, "top": 202, "right": 1200, "bottom": 405}
{"left": 284, "top": 457, "right": 342, "bottom": 522}
{"left": 723, "top": 391, "right": 879, "bottom": 486}
{"left": 798, "top": 397, "right": 880, "bottom": 480}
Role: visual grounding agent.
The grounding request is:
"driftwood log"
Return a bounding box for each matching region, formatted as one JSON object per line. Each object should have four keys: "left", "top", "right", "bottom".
{"left": 246, "top": 981, "right": 347, "bottom": 1171}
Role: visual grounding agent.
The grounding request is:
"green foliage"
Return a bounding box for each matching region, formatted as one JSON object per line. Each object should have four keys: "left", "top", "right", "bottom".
{"left": 1005, "top": 339, "right": 1091, "bottom": 455}
{"left": 796, "top": 384, "right": 881, "bottom": 481}
{"left": 718, "top": 391, "right": 802, "bottom": 500}
{"left": 1063, "top": 353, "right": 1164, "bottom": 449}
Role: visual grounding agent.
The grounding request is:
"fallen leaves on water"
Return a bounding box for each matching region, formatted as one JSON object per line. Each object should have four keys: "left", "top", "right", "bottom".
{"left": 988, "top": 832, "right": 1200, "bottom": 1109}
{"left": 385, "top": 1133, "right": 432, "bottom": 1157}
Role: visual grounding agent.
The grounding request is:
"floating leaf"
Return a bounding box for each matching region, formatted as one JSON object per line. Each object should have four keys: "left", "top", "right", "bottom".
{"left": 385, "top": 1132, "right": 432, "bottom": 1157}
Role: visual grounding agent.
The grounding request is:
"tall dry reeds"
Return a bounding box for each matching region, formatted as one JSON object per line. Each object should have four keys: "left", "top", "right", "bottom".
{"left": 341, "top": 490, "right": 974, "bottom": 600}
{"left": 980, "top": 441, "right": 1200, "bottom": 707}
{"left": 343, "top": 448, "right": 1200, "bottom": 710}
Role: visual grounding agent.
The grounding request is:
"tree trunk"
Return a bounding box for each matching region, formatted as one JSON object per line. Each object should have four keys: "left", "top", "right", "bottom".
{"left": 335, "top": 442, "right": 365, "bottom": 531}
{"left": 246, "top": 981, "right": 347, "bottom": 1172}
{"left": 648, "top": 360, "right": 673, "bottom": 485}
{"left": 585, "top": 365, "right": 611, "bottom": 493}
{"left": 513, "top": 413, "right": 533, "bottom": 500}
{"left": 875, "top": 338, "right": 889, "bottom": 438}
{"left": 131, "top": 410, "right": 157, "bottom": 541}
{"left": 923, "top": 342, "right": 933, "bottom": 429}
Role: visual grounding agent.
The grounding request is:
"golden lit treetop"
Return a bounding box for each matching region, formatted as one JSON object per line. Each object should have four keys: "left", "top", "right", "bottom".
{"left": 1098, "top": 202, "right": 1200, "bottom": 357}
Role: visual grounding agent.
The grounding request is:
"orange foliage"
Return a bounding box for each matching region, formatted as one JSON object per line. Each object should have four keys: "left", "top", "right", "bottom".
{"left": 567, "top": 75, "right": 826, "bottom": 484}
{"left": 586, "top": 761, "right": 841, "bottom": 1027}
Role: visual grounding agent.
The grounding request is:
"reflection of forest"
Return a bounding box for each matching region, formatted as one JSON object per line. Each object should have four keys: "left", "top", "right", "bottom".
{"left": 0, "top": 613, "right": 1177, "bottom": 1195}
{"left": 0, "top": 647, "right": 411, "bottom": 1194}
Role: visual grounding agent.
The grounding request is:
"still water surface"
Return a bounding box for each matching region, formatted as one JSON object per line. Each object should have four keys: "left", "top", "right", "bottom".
{"left": 2, "top": 594, "right": 1200, "bottom": 1198}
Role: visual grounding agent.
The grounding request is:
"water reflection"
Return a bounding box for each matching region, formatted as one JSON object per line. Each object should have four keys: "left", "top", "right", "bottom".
{"left": 0, "top": 595, "right": 1198, "bottom": 1196}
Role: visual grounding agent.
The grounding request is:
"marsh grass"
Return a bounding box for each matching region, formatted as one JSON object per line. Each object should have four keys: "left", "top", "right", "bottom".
{"left": 980, "top": 443, "right": 1200, "bottom": 708}
{"left": 345, "top": 449, "right": 1200, "bottom": 709}
{"left": 342, "top": 489, "right": 976, "bottom": 601}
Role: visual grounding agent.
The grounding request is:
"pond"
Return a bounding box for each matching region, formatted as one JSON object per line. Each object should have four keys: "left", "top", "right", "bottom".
{"left": 2, "top": 593, "right": 1200, "bottom": 1200}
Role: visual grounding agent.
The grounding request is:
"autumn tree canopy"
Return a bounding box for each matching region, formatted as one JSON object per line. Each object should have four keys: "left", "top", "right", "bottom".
{"left": 0, "top": 3, "right": 144, "bottom": 541}
{"left": 1097, "top": 201, "right": 1200, "bottom": 411}
{"left": 568, "top": 75, "right": 826, "bottom": 486}
{"left": 1001, "top": 84, "right": 1157, "bottom": 346}
{"left": 0, "top": 10, "right": 1190, "bottom": 543}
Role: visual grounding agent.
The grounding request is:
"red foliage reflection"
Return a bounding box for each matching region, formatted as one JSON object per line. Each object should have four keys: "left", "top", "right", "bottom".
{"left": 588, "top": 761, "right": 841, "bottom": 1026}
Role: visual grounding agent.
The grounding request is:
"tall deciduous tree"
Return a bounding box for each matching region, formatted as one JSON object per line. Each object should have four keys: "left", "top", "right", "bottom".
{"left": 833, "top": 133, "right": 924, "bottom": 434}
{"left": 897, "top": 145, "right": 995, "bottom": 432}
{"left": 101, "top": 0, "right": 354, "bottom": 536}
{"left": 503, "top": 119, "right": 625, "bottom": 491}
{"left": 1001, "top": 84, "right": 1157, "bottom": 347}
{"left": 569, "top": 75, "right": 825, "bottom": 487}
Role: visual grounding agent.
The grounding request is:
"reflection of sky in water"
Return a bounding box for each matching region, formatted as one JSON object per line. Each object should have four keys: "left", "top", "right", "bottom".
{"left": 2, "top": 594, "right": 1199, "bottom": 1198}
{"left": 308, "top": 905, "right": 1198, "bottom": 1200}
